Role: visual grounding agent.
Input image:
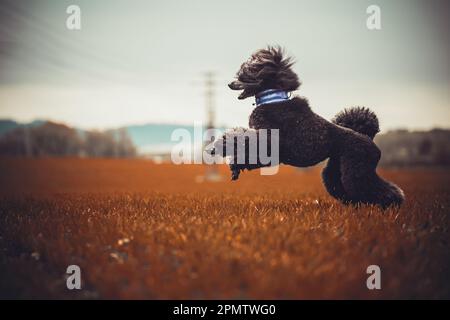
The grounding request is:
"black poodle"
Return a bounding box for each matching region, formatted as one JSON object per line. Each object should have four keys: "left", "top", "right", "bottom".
{"left": 210, "top": 46, "right": 404, "bottom": 208}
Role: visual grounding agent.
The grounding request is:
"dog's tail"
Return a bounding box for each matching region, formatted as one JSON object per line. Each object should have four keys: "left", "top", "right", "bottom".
{"left": 332, "top": 107, "right": 379, "bottom": 139}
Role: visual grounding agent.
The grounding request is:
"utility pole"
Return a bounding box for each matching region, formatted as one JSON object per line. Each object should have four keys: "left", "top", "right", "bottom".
{"left": 197, "top": 71, "right": 222, "bottom": 182}
{"left": 205, "top": 71, "right": 215, "bottom": 131}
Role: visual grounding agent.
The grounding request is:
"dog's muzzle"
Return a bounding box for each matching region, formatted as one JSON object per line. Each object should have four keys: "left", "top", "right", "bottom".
{"left": 228, "top": 81, "right": 243, "bottom": 90}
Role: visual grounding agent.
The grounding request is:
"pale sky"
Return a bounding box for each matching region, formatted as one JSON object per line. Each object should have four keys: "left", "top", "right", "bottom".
{"left": 0, "top": 0, "right": 449, "bottom": 131}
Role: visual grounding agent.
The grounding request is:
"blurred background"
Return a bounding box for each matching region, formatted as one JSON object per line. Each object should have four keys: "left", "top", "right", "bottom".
{"left": 0, "top": 0, "right": 449, "bottom": 166}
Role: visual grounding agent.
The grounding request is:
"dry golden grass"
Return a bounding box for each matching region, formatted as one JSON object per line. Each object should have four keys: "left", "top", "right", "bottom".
{"left": 0, "top": 157, "right": 449, "bottom": 299}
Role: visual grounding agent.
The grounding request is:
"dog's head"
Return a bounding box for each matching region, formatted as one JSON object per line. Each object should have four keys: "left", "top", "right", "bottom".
{"left": 229, "top": 46, "right": 301, "bottom": 100}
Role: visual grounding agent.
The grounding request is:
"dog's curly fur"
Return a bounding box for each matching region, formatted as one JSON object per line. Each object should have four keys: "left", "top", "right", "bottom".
{"left": 215, "top": 46, "right": 404, "bottom": 208}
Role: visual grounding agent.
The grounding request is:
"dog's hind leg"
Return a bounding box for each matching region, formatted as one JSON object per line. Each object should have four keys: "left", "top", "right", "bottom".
{"left": 339, "top": 139, "right": 404, "bottom": 208}
{"left": 322, "top": 156, "right": 350, "bottom": 203}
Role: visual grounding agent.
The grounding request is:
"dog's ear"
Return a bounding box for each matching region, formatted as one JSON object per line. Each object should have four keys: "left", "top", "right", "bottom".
{"left": 265, "top": 46, "right": 300, "bottom": 91}
{"left": 256, "top": 65, "right": 277, "bottom": 80}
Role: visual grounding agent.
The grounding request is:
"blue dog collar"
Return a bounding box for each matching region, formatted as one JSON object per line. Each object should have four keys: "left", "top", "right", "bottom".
{"left": 255, "top": 89, "right": 290, "bottom": 106}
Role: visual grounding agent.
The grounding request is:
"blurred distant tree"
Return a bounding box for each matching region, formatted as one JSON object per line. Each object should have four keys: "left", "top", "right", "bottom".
{"left": 0, "top": 122, "right": 82, "bottom": 156}
{"left": 0, "top": 121, "right": 136, "bottom": 158}
{"left": 434, "top": 145, "right": 450, "bottom": 166}
{"left": 0, "top": 127, "right": 28, "bottom": 155}
{"left": 375, "top": 129, "right": 450, "bottom": 167}
{"left": 116, "top": 128, "right": 136, "bottom": 158}
{"left": 84, "top": 130, "right": 116, "bottom": 157}
{"left": 418, "top": 138, "right": 432, "bottom": 156}
{"left": 31, "top": 122, "right": 82, "bottom": 156}
{"left": 84, "top": 129, "right": 136, "bottom": 158}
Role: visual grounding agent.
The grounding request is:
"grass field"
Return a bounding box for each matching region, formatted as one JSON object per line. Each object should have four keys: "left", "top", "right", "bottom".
{"left": 0, "top": 157, "right": 449, "bottom": 299}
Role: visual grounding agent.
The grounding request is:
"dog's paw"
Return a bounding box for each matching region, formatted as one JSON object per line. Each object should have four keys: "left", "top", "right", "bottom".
{"left": 208, "top": 127, "right": 252, "bottom": 158}
{"left": 205, "top": 136, "right": 225, "bottom": 157}
{"left": 230, "top": 163, "right": 242, "bottom": 180}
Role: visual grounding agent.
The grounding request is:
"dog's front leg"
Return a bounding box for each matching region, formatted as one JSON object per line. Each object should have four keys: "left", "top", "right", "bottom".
{"left": 208, "top": 127, "right": 279, "bottom": 180}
